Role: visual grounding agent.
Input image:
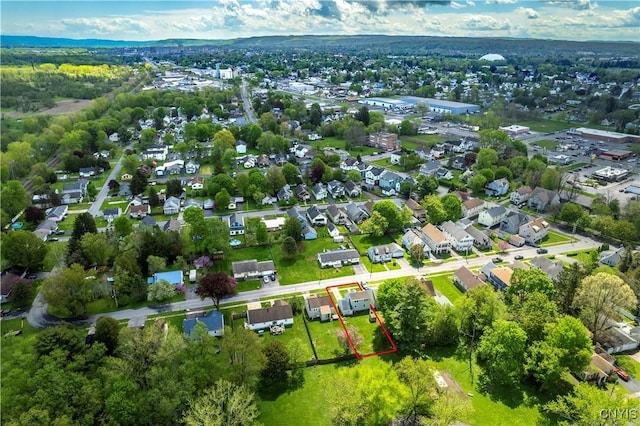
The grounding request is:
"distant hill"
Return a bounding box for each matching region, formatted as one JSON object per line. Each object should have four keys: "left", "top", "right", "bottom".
{"left": 1, "top": 34, "right": 638, "bottom": 56}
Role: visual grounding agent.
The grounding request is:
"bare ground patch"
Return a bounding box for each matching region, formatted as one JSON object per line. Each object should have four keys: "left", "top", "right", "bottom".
{"left": 441, "top": 370, "right": 467, "bottom": 398}
{"left": 4, "top": 99, "right": 93, "bottom": 118}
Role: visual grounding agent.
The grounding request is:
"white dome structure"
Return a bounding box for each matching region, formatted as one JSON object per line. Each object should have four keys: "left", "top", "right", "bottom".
{"left": 480, "top": 53, "right": 505, "bottom": 62}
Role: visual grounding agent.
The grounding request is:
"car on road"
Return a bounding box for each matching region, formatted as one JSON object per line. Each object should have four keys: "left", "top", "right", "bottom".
{"left": 536, "top": 248, "right": 548, "bottom": 254}
{"left": 492, "top": 257, "right": 503, "bottom": 263}
{"left": 614, "top": 367, "right": 630, "bottom": 382}
{"left": 47, "top": 237, "right": 59, "bottom": 242}
{"left": 263, "top": 275, "right": 270, "bottom": 284}
{"left": 514, "top": 255, "right": 524, "bottom": 260}
{"left": 26, "top": 274, "right": 38, "bottom": 280}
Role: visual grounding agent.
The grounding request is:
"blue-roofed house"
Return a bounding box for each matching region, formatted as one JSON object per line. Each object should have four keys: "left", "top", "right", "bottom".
{"left": 287, "top": 206, "right": 307, "bottom": 228}
{"left": 303, "top": 226, "right": 317, "bottom": 240}
{"left": 485, "top": 178, "right": 510, "bottom": 197}
{"left": 183, "top": 310, "right": 225, "bottom": 337}
{"left": 147, "top": 270, "right": 184, "bottom": 286}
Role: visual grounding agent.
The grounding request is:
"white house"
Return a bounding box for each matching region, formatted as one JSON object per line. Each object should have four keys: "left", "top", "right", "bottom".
{"left": 462, "top": 198, "right": 485, "bottom": 218}
{"left": 338, "top": 289, "right": 376, "bottom": 316}
{"left": 440, "top": 221, "right": 474, "bottom": 253}
{"left": 478, "top": 206, "right": 508, "bottom": 228}
{"left": 312, "top": 183, "right": 328, "bottom": 201}
{"left": 421, "top": 223, "right": 451, "bottom": 254}
{"left": 235, "top": 140, "right": 247, "bottom": 154}
{"left": 510, "top": 186, "right": 533, "bottom": 205}
{"left": 390, "top": 150, "right": 403, "bottom": 165}
{"left": 518, "top": 217, "right": 550, "bottom": 245}
{"left": 317, "top": 249, "right": 360, "bottom": 268}
{"left": 306, "top": 205, "right": 327, "bottom": 226}
{"left": 305, "top": 295, "right": 335, "bottom": 321}
{"left": 367, "top": 243, "right": 404, "bottom": 263}
{"left": 245, "top": 300, "right": 294, "bottom": 331}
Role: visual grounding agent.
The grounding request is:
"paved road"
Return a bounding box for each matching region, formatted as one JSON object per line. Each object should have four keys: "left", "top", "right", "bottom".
{"left": 27, "top": 232, "right": 593, "bottom": 326}
{"left": 241, "top": 79, "right": 257, "bottom": 123}
{"left": 88, "top": 145, "right": 130, "bottom": 217}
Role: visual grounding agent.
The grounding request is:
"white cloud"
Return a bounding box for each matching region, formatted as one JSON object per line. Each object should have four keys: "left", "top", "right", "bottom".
{"left": 450, "top": 1, "right": 466, "bottom": 9}
{"left": 462, "top": 14, "right": 511, "bottom": 30}
{"left": 60, "top": 17, "right": 151, "bottom": 36}
{"left": 466, "top": 0, "right": 476, "bottom": 6}
{"left": 485, "top": 0, "right": 517, "bottom": 4}
{"left": 521, "top": 7, "right": 539, "bottom": 19}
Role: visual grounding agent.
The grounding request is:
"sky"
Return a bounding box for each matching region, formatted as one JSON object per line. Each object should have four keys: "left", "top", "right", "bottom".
{"left": 1, "top": 0, "right": 639, "bottom": 42}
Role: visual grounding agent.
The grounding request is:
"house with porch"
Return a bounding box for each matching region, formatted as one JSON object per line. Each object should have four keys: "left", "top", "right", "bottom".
{"left": 500, "top": 211, "right": 532, "bottom": 235}
{"left": 327, "top": 204, "right": 348, "bottom": 224}
{"left": 46, "top": 205, "right": 68, "bottom": 222}
{"left": 510, "top": 186, "right": 533, "bottom": 205}
{"left": 462, "top": 198, "right": 485, "bottom": 218}
{"left": 295, "top": 184, "right": 311, "bottom": 202}
{"left": 390, "top": 150, "right": 403, "bottom": 165}
{"left": 485, "top": 266, "right": 513, "bottom": 292}
{"left": 130, "top": 204, "right": 150, "bottom": 219}
{"left": 340, "top": 157, "right": 359, "bottom": 173}
{"left": 306, "top": 206, "right": 327, "bottom": 226}
{"left": 163, "top": 196, "right": 181, "bottom": 215}
{"left": 464, "top": 225, "right": 492, "bottom": 250}
{"left": 344, "top": 180, "right": 361, "bottom": 198}
{"left": 401, "top": 228, "right": 430, "bottom": 256}
{"left": 232, "top": 260, "right": 275, "bottom": 280}
{"left": 453, "top": 266, "right": 485, "bottom": 293}
{"left": 338, "top": 289, "right": 377, "bottom": 316}
{"left": 345, "top": 202, "right": 369, "bottom": 224}
{"left": 312, "top": 183, "right": 328, "bottom": 201}
{"left": 406, "top": 198, "right": 427, "bottom": 222}
{"left": 530, "top": 256, "right": 564, "bottom": 281}
{"left": 519, "top": 217, "right": 550, "bottom": 245}
{"left": 379, "top": 171, "right": 402, "bottom": 196}
{"left": 277, "top": 184, "right": 294, "bottom": 202}
{"left": 367, "top": 243, "right": 404, "bottom": 263}
{"left": 245, "top": 300, "right": 294, "bottom": 331}
{"left": 317, "top": 249, "right": 360, "bottom": 268}
{"left": 365, "top": 166, "right": 385, "bottom": 187}
{"left": 327, "top": 180, "right": 345, "bottom": 198}
{"left": 440, "top": 221, "right": 474, "bottom": 253}
{"left": 103, "top": 208, "right": 121, "bottom": 223}
{"left": 287, "top": 206, "right": 307, "bottom": 228}
{"left": 421, "top": 223, "right": 451, "bottom": 255}
{"left": 527, "top": 187, "right": 561, "bottom": 212}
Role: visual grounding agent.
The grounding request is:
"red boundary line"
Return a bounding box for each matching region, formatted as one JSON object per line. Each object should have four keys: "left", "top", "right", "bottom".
{"left": 325, "top": 282, "right": 397, "bottom": 360}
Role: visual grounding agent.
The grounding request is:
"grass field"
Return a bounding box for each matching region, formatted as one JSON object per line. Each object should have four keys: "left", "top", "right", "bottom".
{"left": 350, "top": 233, "right": 396, "bottom": 255}
{"left": 362, "top": 256, "right": 387, "bottom": 273}
{"left": 429, "top": 273, "right": 464, "bottom": 306}
{"left": 517, "top": 120, "right": 571, "bottom": 133}
{"left": 541, "top": 229, "right": 574, "bottom": 246}
{"left": 533, "top": 139, "right": 558, "bottom": 150}
{"left": 305, "top": 317, "right": 345, "bottom": 359}
{"left": 236, "top": 279, "right": 263, "bottom": 292}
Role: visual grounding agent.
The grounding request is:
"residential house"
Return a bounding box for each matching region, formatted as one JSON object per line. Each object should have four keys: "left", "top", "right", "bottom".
{"left": 434, "top": 168, "right": 453, "bottom": 180}
{"left": 294, "top": 145, "right": 309, "bottom": 158}
{"left": 367, "top": 243, "right": 404, "bottom": 263}
{"left": 317, "top": 249, "right": 360, "bottom": 268}
{"left": 401, "top": 228, "right": 430, "bottom": 256}
{"left": 295, "top": 184, "right": 311, "bottom": 202}
{"left": 327, "top": 222, "right": 341, "bottom": 239}
{"left": 306, "top": 206, "right": 327, "bottom": 226}
{"left": 36, "top": 219, "right": 58, "bottom": 237}
{"left": 486, "top": 266, "right": 514, "bottom": 291}
{"left": 406, "top": 198, "right": 427, "bottom": 222}
{"left": 519, "top": 217, "right": 550, "bottom": 245}
{"left": 312, "top": 183, "right": 328, "bottom": 201}
{"left": 0, "top": 268, "right": 28, "bottom": 303}
{"left": 189, "top": 176, "right": 204, "bottom": 191}
{"left": 140, "top": 216, "right": 157, "bottom": 228}
{"left": 478, "top": 206, "right": 508, "bottom": 228}
{"left": 390, "top": 150, "right": 403, "bottom": 165}
{"left": 245, "top": 300, "right": 294, "bottom": 331}
{"left": 62, "top": 180, "right": 88, "bottom": 195}
{"left": 185, "top": 160, "right": 200, "bottom": 174}
{"left": 148, "top": 270, "right": 183, "bottom": 286}
{"left": 183, "top": 310, "right": 225, "bottom": 337}
{"left": 451, "top": 156, "right": 466, "bottom": 170}
{"left": 415, "top": 146, "right": 432, "bottom": 160}
{"left": 600, "top": 247, "right": 625, "bottom": 267}
{"left": 287, "top": 206, "right": 307, "bottom": 228}
{"left": 453, "top": 266, "right": 485, "bottom": 293}
{"left": 345, "top": 202, "right": 369, "bottom": 224}
{"left": 45, "top": 205, "right": 68, "bottom": 222}
{"left": 365, "top": 166, "right": 385, "bottom": 187}
{"left": 79, "top": 167, "right": 97, "bottom": 178}
{"left": 419, "top": 161, "right": 441, "bottom": 178}
{"left": 60, "top": 190, "right": 84, "bottom": 205}
{"left": 509, "top": 234, "right": 526, "bottom": 247}
{"left": 340, "top": 157, "right": 359, "bottom": 173}
{"left": 262, "top": 195, "right": 277, "bottom": 206}
{"left": 579, "top": 354, "right": 615, "bottom": 386}
{"left": 142, "top": 145, "right": 168, "bottom": 161}
{"left": 485, "top": 178, "right": 510, "bottom": 197}
{"left": 379, "top": 170, "right": 402, "bottom": 196}
{"left": 184, "top": 199, "right": 203, "bottom": 210}
{"left": 257, "top": 154, "right": 270, "bottom": 168}
{"left": 440, "top": 221, "right": 474, "bottom": 253}
{"left": 277, "top": 184, "right": 294, "bottom": 202}
{"left": 231, "top": 259, "right": 275, "bottom": 280}
{"left": 228, "top": 213, "right": 245, "bottom": 236}
{"left": 530, "top": 256, "right": 564, "bottom": 281}
{"left": 338, "top": 289, "right": 376, "bottom": 316}
{"left": 462, "top": 198, "right": 485, "bottom": 218}
{"left": 130, "top": 204, "right": 150, "bottom": 219}
{"left": 368, "top": 132, "right": 400, "bottom": 151}
{"left": 421, "top": 223, "right": 451, "bottom": 255}
{"left": 305, "top": 295, "right": 335, "bottom": 321}
{"left": 363, "top": 200, "right": 376, "bottom": 217}
{"left": 118, "top": 182, "right": 132, "bottom": 197}
{"left": 600, "top": 320, "right": 640, "bottom": 354}
{"left": 163, "top": 196, "right": 181, "bottom": 215}
{"left": 103, "top": 208, "right": 121, "bottom": 223}
{"left": 163, "top": 218, "right": 182, "bottom": 233}
{"left": 510, "top": 186, "right": 533, "bottom": 205}
{"left": 235, "top": 140, "right": 247, "bottom": 154}
{"left": 500, "top": 211, "right": 531, "bottom": 234}
{"left": 203, "top": 199, "right": 214, "bottom": 210}
{"left": 344, "top": 180, "right": 361, "bottom": 198}
{"left": 327, "top": 180, "right": 345, "bottom": 198}
{"left": 527, "top": 187, "right": 561, "bottom": 212}
{"left": 327, "top": 204, "right": 348, "bottom": 225}
{"left": 302, "top": 226, "right": 318, "bottom": 240}
{"left": 464, "top": 225, "right": 492, "bottom": 250}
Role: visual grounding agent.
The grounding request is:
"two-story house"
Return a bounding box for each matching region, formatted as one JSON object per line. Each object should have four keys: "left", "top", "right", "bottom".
{"left": 367, "top": 243, "right": 404, "bottom": 263}
{"left": 440, "top": 221, "right": 474, "bottom": 253}
{"left": 462, "top": 198, "right": 485, "bottom": 218}
{"left": 527, "top": 187, "right": 560, "bottom": 212}
{"left": 464, "top": 225, "right": 492, "bottom": 250}
{"left": 228, "top": 213, "right": 245, "bottom": 236}
{"left": 340, "top": 157, "right": 359, "bottom": 173}
{"left": 345, "top": 202, "right": 369, "bottom": 224}
{"left": 401, "top": 228, "right": 431, "bottom": 257}
{"left": 406, "top": 198, "right": 427, "bottom": 222}
{"left": 312, "top": 183, "right": 328, "bottom": 201}
{"left": 277, "top": 184, "right": 294, "bottom": 202}
{"left": 421, "top": 223, "right": 451, "bottom": 254}
{"left": 478, "top": 206, "right": 508, "bottom": 228}
{"left": 485, "top": 178, "right": 510, "bottom": 197}
{"left": 327, "top": 180, "right": 345, "bottom": 198}
{"left": 519, "top": 217, "right": 550, "bottom": 245}
{"left": 327, "top": 204, "right": 348, "bottom": 224}
{"left": 510, "top": 186, "right": 533, "bottom": 206}
{"left": 295, "top": 184, "right": 311, "bottom": 202}
{"left": 306, "top": 205, "right": 327, "bottom": 226}
{"left": 390, "top": 150, "right": 403, "bottom": 165}
{"left": 287, "top": 206, "right": 307, "bottom": 228}
{"left": 500, "top": 211, "right": 531, "bottom": 234}
{"left": 379, "top": 170, "right": 402, "bottom": 196}
{"left": 344, "top": 180, "right": 362, "bottom": 198}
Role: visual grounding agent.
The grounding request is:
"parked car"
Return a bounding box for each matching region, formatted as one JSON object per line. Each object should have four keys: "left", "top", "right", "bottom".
{"left": 26, "top": 274, "right": 38, "bottom": 279}
{"left": 263, "top": 275, "right": 270, "bottom": 284}
{"left": 536, "top": 248, "right": 548, "bottom": 254}
{"left": 614, "top": 367, "right": 630, "bottom": 382}
{"left": 47, "top": 237, "right": 59, "bottom": 242}
{"left": 492, "top": 257, "right": 503, "bottom": 263}
{"left": 514, "top": 255, "right": 524, "bottom": 260}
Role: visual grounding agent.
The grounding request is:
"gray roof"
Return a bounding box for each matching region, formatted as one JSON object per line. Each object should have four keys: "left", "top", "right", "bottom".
{"left": 464, "top": 225, "right": 490, "bottom": 242}
{"left": 440, "top": 220, "right": 472, "bottom": 242}
{"left": 307, "top": 205, "right": 323, "bottom": 220}
{"left": 247, "top": 301, "right": 293, "bottom": 325}
{"left": 318, "top": 249, "right": 359, "bottom": 263}
{"left": 485, "top": 206, "right": 507, "bottom": 218}
{"left": 232, "top": 259, "right": 275, "bottom": 275}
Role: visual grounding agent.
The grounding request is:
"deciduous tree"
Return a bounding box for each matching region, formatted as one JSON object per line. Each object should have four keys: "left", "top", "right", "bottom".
{"left": 477, "top": 320, "right": 527, "bottom": 387}
{"left": 197, "top": 272, "right": 237, "bottom": 310}
{"left": 1, "top": 230, "right": 47, "bottom": 269}
{"left": 42, "top": 264, "right": 96, "bottom": 317}
{"left": 182, "top": 380, "right": 261, "bottom": 426}
{"left": 147, "top": 279, "right": 176, "bottom": 304}
{"left": 360, "top": 210, "right": 388, "bottom": 237}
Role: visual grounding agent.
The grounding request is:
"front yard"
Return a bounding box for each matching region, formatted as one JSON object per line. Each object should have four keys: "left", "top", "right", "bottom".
{"left": 540, "top": 229, "right": 574, "bottom": 246}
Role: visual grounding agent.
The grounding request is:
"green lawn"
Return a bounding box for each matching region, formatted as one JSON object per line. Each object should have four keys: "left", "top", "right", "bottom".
{"left": 516, "top": 120, "right": 571, "bottom": 133}
{"left": 43, "top": 241, "right": 67, "bottom": 270}
{"left": 259, "top": 314, "right": 316, "bottom": 362}
{"left": 350, "top": 233, "right": 395, "bottom": 255}
{"left": 532, "top": 139, "right": 558, "bottom": 150}
{"left": 305, "top": 317, "right": 345, "bottom": 359}
{"left": 614, "top": 355, "right": 640, "bottom": 378}
{"left": 386, "top": 260, "right": 402, "bottom": 270}
{"left": 100, "top": 196, "right": 130, "bottom": 211}
{"left": 67, "top": 203, "right": 93, "bottom": 211}
{"left": 540, "top": 230, "right": 574, "bottom": 246}
{"left": 429, "top": 273, "right": 464, "bottom": 306}
{"left": 236, "top": 279, "right": 263, "bottom": 292}
{"left": 370, "top": 158, "right": 408, "bottom": 173}
{"left": 0, "top": 317, "right": 39, "bottom": 338}
{"left": 362, "top": 256, "right": 386, "bottom": 273}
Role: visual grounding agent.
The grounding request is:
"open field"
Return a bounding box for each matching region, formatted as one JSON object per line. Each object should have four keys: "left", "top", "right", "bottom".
{"left": 428, "top": 273, "right": 464, "bottom": 305}
{"left": 3, "top": 99, "right": 93, "bottom": 118}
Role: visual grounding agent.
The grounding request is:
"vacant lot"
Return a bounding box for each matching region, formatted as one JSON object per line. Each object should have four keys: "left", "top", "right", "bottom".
{"left": 4, "top": 99, "right": 93, "bottom": 118}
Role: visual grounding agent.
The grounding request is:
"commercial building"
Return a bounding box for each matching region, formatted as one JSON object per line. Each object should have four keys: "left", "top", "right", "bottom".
{"left": 401, "top": 96, "right": 481, "bottom": 115}
{"left": 499, "top": 124, "right": 530, "bottom": 136}
{"left": 571, "top": 127, "right": 640, "bottom": 144}
{"left": 592, "top": 166, "right": 629, "bottom": 182}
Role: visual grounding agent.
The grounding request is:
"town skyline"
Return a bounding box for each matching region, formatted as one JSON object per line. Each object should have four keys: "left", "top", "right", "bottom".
{"left": 2, "top": 0, "right": 639, "bottom": 43}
